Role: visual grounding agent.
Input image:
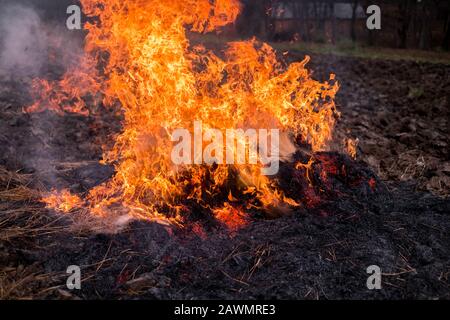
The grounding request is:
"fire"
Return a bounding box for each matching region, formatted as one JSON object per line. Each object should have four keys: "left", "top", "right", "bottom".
{"left": 345, "top": 138, "right": 359, "bottom": 160}
{"left": 42, "top": 189, "right": 83, "bottom": 213}
{"left": 213, "top": 203, "right": 248, "bottom": 231}
{"left": 29, "top": 0, "right": 339, "bottom": 226}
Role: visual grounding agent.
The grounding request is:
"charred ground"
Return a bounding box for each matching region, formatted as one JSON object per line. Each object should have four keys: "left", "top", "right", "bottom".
{"left": 0, "top": 53, "right": 449, "bottom": 299}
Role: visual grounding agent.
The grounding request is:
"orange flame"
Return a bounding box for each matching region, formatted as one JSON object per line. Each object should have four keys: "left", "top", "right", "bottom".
{"left": 213, "top": 203, "right": 248, "bottom": 231}
{"left": 32, "top": 0, "right": 339, "bottom": 226}
{"left": 345, "top": 138, "right": 359, "bottom": 160}
{"left": 42, "top": 189, "right": 83, "bottom": 213}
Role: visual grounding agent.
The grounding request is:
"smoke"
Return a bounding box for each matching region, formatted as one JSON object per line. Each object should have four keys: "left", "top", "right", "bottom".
{"left": 0, "top": 1, "right": 86, "bottom": 191}
{"left": 0, "top": 1, "right": 84, "bottom": 78}
{"left": 0, "top": 3, "right": 49, "bottom": 77}
{"left": 0, "top": 2, "right": 54, "bottom": 185}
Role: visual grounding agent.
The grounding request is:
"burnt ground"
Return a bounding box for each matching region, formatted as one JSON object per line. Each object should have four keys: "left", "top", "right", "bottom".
{"left": 0, "top": 53, "right": 449, "bottom": 300}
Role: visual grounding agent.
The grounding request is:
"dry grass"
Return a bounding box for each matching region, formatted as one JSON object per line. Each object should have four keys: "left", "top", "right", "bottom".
{"left": 0, "top": 166, "right": 42, "bottom": 203}
{"left": 0, "top": 166, "right": 58, "bottom": 241}
{"left": 0, "top": 166, "right": 33, "bottom": 189}
{"left": 0, "top": 265, "right": 57, "bottom": 300}
{"left": 0, "top": 166, "right": 67, "bottom": 299}
{"left": 0, "top": 166, "right": 134, "bottom": 299}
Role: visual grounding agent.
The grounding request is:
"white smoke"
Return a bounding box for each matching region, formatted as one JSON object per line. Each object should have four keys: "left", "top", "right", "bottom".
{"left": 0, "top": 3, "right": 49, "bottom": 77}
{"left": 0, "top": 1, "right": 86, "bottom": 191}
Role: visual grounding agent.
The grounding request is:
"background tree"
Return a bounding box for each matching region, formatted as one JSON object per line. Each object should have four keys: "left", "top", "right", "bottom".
{"left": 419, "top": 0, "right": 433, "bottom": 50}
{"left": 350, "top": 0, "right": 359, "bottom": 43}
{"left": 236, "top": 0, "right": 273, "bottom": 40}
{"left": 443, "top": 6, "right": 450, "bottom": 50}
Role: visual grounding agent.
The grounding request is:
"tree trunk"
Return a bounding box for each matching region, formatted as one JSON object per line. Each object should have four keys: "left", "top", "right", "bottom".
{"left": 362, "top": 1, "right": 375, "bottom": 46}
{"left": 236, "top": 0, "right": 272, "bottom": 40}
{"left": 443, "top": 8, "right": 450, "bottom": 50}
{"left": 419, "top": 1, "right": 432, "bottom": 50}
{"left": 330, "top": 2, "right": 336, "bottom": 44}
{"left": 294, "top": 0, "right": 310, "bottom": 42}
{"left": 398, "top": 0, "right": 412, "bottom": 49}
{"left": 263, "top": 0, "right": 274, "bottom": 40}
{"left": 351, "top": 1, "right": 358, "bottom": 43}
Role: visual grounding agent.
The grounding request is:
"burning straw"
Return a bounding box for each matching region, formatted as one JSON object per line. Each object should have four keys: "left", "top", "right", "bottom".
{"left": 25, "top": 0, "right": 339, "bottom": 226}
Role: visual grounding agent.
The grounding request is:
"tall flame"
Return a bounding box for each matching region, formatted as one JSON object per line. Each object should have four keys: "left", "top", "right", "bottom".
{"left": 29, "top": 0, "right": 339, "bottom": 225}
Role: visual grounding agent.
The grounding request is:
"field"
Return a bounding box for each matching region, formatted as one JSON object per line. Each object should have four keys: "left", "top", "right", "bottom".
{"left": 0, "top": 44, "right": 449, "bottom": 299}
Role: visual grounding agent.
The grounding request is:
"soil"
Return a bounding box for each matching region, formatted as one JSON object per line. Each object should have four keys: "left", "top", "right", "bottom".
{"left": 0, "top": 53, "right": 449, "bottom": 300}
{"left": 303, "top": 53, "right": 450, "bottom": 196}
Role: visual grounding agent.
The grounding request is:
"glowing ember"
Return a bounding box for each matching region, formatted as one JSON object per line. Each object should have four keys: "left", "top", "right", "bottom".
{"left": 31, "top": 0, "right": 339, "bottom": 226}
{"left": 213, "top": 203, "right": 248, "bottom": 231}
{"left": 345, "top": 138, "right": 359, "bottom": 160}
{"left": 42, "top": 189, "right": 83, "bottom": 213}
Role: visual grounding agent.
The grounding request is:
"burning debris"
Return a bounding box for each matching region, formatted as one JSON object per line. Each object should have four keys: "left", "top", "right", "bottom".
{"left": 25, "top": 0, "right": 341, "bottom": 227}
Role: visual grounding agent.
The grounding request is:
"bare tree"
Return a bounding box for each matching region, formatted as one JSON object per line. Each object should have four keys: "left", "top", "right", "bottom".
{"left": 329, "top": 1, "right": 336, "bottom": 44}
{"left": 442, "top": 2, "right": 450, "bottom": 50}
{"left": 293, "top": 0, "right": 311, "bottom": 42}
{"left": 361, "top": 0, "right": 376, "bottom": 46}
{"left": 398, "top": 0, "right": 413, "bottom": 48}
{"left": 236, "top": 0, "right": 273, "bottom": 40}
{"left": 350, "top": 0, "right": 359, "bottom": 43}
{"left": 419, "top": 0, "right": 434, "bottom": 50}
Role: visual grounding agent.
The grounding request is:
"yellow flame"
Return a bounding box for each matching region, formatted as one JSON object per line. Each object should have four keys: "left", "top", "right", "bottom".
{"left": 31, "top": 0, "right": 339, "bottom": 226}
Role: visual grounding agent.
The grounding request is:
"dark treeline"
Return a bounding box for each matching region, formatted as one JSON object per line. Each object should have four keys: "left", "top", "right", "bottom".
{"left": 1, "top": 0, "right": 448, "bottom": 51}
{"left": 235, "top": 0, "right": 450, "bottom": 51}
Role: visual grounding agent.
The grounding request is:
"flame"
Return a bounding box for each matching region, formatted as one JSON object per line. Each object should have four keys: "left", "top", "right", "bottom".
{"left": 42, "top": 189, "right": 83, "bottom": 213}
{"left": 213, "top": 203, "right": 248, "bottom": 231}
{"left": 345, "top": 138, "right": 359, "bottom": 160}
{"left": 30, "top": 0, "right": 339, "bottom": 226}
